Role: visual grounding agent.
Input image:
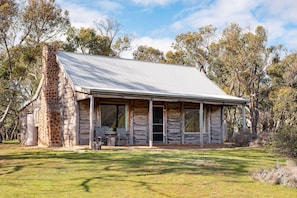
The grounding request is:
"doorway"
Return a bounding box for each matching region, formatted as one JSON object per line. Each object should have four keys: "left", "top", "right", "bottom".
{"left": 153, "top": 106, "right": 164, "bottom": 143}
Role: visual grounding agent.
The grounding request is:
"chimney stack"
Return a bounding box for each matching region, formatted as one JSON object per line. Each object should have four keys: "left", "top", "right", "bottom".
{"left": 38, "top": 45, "right": 62, "bottom": 146}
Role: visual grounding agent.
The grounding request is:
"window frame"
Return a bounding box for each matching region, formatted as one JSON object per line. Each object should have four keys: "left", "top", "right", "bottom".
{"left": 183, "top": 105, "right": 207, "bottom": 134}
{"left": 99, "top": 103, "right": 128, "bottom": 131}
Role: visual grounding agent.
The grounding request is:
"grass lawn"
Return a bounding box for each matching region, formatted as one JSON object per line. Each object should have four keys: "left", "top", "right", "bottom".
{"left": 0, "top": 142, "right": 296, "bottom": 198}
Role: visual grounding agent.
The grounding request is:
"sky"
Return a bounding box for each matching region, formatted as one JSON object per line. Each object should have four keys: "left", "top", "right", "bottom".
{"left": 56, "top": 0, "right": 297, "bottom": 59}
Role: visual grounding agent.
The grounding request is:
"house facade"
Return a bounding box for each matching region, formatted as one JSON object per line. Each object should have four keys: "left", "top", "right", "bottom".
{"left": 20, "top": 45, "right": 247, "bottom": 148}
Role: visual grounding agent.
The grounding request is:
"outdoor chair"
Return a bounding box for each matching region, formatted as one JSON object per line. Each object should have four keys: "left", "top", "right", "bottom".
{"left": 116, "top": 128, "right": 128, "bottom": 146}
{"left": 95, "top": 127, "right": 107, "bottom": 145}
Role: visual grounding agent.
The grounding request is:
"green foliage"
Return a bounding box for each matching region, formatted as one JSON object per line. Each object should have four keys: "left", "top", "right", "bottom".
{"left": 0, "top": 0, "right": 69, "bottom": 135}
{"left": 271, "top": 125, "right": 297, "bottom": 158}
{"left": 267, "top": 53, "right": 297, "bottom": 128}
{"left": 112, "top": 35, "right": 132, "bottom": 57}
{"left": 133, "top": 45, "right": 166, "bottom": 62}
{"left": 22, "top": 0, "right": 70, "bottom": 44}
{"left": 272, "top": 87, "right": 297, "bottom": 125}
{"left": 165, "top": 50, "right": 187, "bottom": 65}
{"left": 208, "top": 24, "right": 272, "bottom": 138}
{"left": 63, "top": 27, "right": 112, "bottom": 55}
{"left": 63, "top": 18, "right": 131, "bottom": 56}
{"left": 173, "top": 25, "right": 217, "bottom": 72}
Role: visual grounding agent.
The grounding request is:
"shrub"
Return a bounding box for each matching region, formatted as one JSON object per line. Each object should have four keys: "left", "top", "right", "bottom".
{"left": 272, "top": 125, "right": 297, "bottom": 158}
{"left": 252, "top": 160, "right": 297, "bottom": 188}
{"left": 232, "top": 129, "right": 252, "bottom": 147}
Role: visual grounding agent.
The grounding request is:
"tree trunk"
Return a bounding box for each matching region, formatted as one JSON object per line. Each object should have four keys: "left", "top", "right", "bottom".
{"left": 0, "top": 99, "right": 13, "bottom": 129}
{"left": 250, "top": 108, "right": 259, "bottom": 139}
{"left": 249, "top": 93, "right": 259, "bottom": 139}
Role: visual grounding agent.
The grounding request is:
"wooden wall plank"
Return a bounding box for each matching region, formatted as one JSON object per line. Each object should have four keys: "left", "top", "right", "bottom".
{"left": 167, "top": 102, "right": 181, "bottom": 144}
{"left": 133, "top": 100, "right": 148, "bottom": 145}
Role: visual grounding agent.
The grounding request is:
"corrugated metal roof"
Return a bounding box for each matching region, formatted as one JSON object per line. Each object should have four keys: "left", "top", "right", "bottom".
{"left": 56, "top": 51, "right": 246, "bottom": 104}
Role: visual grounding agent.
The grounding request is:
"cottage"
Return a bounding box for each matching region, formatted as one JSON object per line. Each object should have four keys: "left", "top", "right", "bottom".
{"left": 20, "top": 45, "right": 247, "bottom": 148}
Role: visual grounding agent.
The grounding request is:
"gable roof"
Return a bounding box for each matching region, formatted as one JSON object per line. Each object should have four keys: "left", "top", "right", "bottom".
{"left": 56, "top": 51, "right": 246, "bottom": 105}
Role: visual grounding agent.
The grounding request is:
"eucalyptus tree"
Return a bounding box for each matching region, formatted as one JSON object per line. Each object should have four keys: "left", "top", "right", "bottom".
{"left": 266, "top": 53, "right": 297, "bottom": 158}
{"left": 173, "top": 25, "right": 217, "bottom": 73}
{"left": 63, "top": 27, "right": 112, "bottom": 55}
{"left": 133, "top": 45, "right": 166, "bottom": 63}
{"left": 63, "top": 18, "right": 131, "bottom": 56}
{"left": 165, "top": 50, "right": 187, "bottom": 65}
{"left": 0, "top": 0, "right": 69, "bottom": 136}
{"left": 209, "top": 24, "right": 273, "bottom": 138}
{"left": 267, "top": 53, "right": 297, "bottom": 127}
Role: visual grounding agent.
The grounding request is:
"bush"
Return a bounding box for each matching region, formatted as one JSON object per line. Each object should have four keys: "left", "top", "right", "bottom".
{"left": 232, "top": 129, "right": 252, "bottom": 147}
{"left": 272, "top": 125, "right": 297, "bottom": 158}
{"left": 252, "top": 160, "right": 297, "bottom": 188}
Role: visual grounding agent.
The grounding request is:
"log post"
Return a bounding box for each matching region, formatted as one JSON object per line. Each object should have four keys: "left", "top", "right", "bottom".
{"left": 89, "top": 95, "right": 94, "bottom": 149}
{"left": 200, "top": 102, "right": 204, "bottom": 148}
{"left": 148, "top": 99, "right": 153, "bottom": 148}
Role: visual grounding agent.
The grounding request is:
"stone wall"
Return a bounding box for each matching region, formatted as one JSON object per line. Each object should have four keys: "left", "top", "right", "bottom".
{"left": 58, "top": 68, "right": 77, "bottom": 147}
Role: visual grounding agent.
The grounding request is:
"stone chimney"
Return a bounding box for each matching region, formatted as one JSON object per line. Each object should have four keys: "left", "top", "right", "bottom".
{"left": 38, "top": 45, "right": 62, "bottom": 146}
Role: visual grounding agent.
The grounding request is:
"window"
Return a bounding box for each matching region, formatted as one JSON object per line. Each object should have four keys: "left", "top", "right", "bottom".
{"left": 184, "top": 108, "right": 200, "bottom": 132}
{"left": 100, "top": 104, "right": 126, "bottom": 130}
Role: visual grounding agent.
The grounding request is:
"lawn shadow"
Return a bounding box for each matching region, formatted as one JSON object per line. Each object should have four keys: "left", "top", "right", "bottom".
{"left": 79, "top": 175, "right": 173, "bottom": 197}
{"left": 0, "top": 165, "right": 24, "bottom": 176}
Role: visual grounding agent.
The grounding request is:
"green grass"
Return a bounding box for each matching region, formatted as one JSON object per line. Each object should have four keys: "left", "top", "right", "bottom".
{"left": 0, "top": 143, "right": 296, "bottom": 198}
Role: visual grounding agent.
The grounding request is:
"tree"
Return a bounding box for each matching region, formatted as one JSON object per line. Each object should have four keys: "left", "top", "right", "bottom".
{"left": 0, "top": 0, "right": 69, "bottom": 138}
{"left": 165, "top": 50, "right": 187, "bottom": 65}
{"left": 209, "top": 24, "right": 273, "bottom": 139}
{"left": 63, "top": 18, "right": 131, "bottom": 56}
{"left": 266, "top": 49, "right": 297, "bottom": 158}
{"left": 173, "top": 25, "right": 217, "bottom": 73}
{"left": 112, "top": 35, "right": 132, "bottom": 57}
{"left": 63, "top": 27, "right": 112, "bottom": 55}
{"left": 133, "top": 45, "right": 165, "bottom": 63}
{"left": 94, "top": 18, "right": 119, "bottom": 55}
{"left": 267, "top": 53, "right": 297, "bottom": 127}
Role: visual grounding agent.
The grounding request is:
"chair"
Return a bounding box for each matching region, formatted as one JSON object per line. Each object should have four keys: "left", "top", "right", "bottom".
{"left": 116, "top": 128, "right": 128, "bottom": 146}
{"left": 95, "top": 127, "right": 107, "bottom": 145}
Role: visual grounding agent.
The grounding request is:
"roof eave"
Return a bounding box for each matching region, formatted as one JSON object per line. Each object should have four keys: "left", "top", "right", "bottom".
{"left": 74, "top": 86, "right": 247, "bottom": 105}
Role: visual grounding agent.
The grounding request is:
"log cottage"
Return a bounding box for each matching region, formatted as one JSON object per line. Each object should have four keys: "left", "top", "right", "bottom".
{"left": 19, "top": 45, "right": 247, "bottom": 148}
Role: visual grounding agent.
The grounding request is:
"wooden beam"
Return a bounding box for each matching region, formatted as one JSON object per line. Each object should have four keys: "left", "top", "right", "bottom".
{"left": 200, "top": 102, "right": 204, "bottom": 148}
{"left": 89, "top": 96, "right": 94, "bottom": 149}
{"left": 163, "top": 103, "right": 167, "bottom": 144}
{"left": 181, "top": 102, "right": 185, "bottom": 144}
{"left": 129, "top": 100, "right": 134, "bottom": 145}
{"left": 207, "top": 106, "right": 211, "bottom": 144}
{"left": 221, "top": 106, "right": 224, "bottom": 144}
{"left": 74, "top": 98, "right": 79, "bottom": 145}
{"left": 76, "top": 92, "right": 90, "bottom": 101}
{"left": 242, "top": 103, "right": 246, "bottom": 131}
{"left": 148, "top": 99, "right": 153, "bottom": 148}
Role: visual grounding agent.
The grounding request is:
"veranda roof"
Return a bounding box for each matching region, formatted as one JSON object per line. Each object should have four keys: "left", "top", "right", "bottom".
{"left": 56, "top": 51, "right": 246, "bottom": 105}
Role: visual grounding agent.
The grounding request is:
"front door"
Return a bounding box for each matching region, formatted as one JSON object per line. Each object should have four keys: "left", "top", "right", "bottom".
{"left": 153, "top": 106, "right": 164, "bottom": 143}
